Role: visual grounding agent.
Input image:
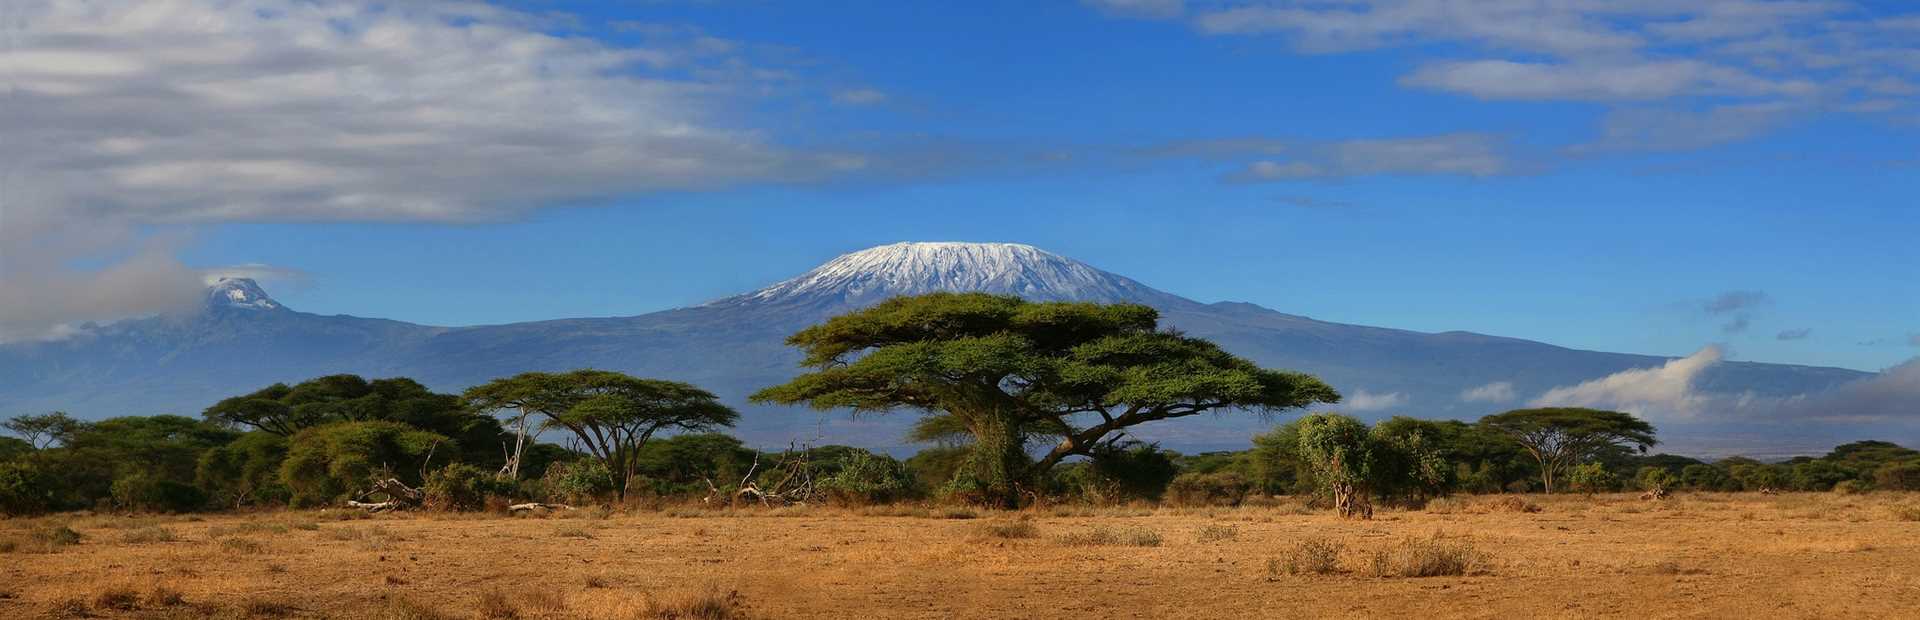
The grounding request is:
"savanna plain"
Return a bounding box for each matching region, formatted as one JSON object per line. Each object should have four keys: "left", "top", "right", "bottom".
{"left": 4, "top": 492, "right": 1919, "bottom": 619}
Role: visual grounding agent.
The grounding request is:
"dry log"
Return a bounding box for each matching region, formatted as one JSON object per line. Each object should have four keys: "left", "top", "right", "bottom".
{"left": 507, "top": 502, "right": 575, "bottom": 513}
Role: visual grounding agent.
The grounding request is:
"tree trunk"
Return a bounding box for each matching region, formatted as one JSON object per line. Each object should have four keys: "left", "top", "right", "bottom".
{"left": 1541, "top": 464, "right": 1555, "bottom": 495}
{"left": 1330, "top": 482, "right": 1373, "bottom": 520}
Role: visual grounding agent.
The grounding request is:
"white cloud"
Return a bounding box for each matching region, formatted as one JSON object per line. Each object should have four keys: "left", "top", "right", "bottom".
{"left": 1531, "top": 346, "right": 1724, "bottom": 420}
{"left": 1346, "top": 390, "right": 1409, "bottom": 412}
{"left": 1460, "top": 381, "right": 1518, "bottom": 404}
{"left": 0, "top": 0, "right": 860, "bottom": 341}
{"left": 832, "top": 88, "right": 889, "bottom": 106}
{"left": 1082, "top": 0, "right": 1185, "bottom": 20}
{"left": 1401, "top": 60, "right": 1816, "bottom": 102}
{"left": 1225, "top": 133, "right": 1513, "bottom": 180}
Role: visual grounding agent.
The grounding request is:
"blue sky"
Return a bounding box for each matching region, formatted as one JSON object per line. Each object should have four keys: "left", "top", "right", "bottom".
{"left": 7, "top": 0, "right": 1917, "bottom": 372}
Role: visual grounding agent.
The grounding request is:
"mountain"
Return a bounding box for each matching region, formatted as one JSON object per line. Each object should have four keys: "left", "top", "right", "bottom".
{"left": 0, "top": 242, "right": 1878, "bottom": 456}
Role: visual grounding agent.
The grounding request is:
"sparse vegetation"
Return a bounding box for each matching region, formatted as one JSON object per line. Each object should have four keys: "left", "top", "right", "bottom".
{"left": 641, "top": 588, "right": 753, "bottom": 620}
{"left": 1194, "top": 523, "right": 1239, "bottom": 542}
{"left": 1368, "top": 536, "right": 1479, "bottom": 578}
{"left": 1057, "top": 525, "right": 1163, "bottom": 547}
{"left": 1277, "top": 538, "right": 1345, "bottom": 575}
{"left": 121, "top": 525, "right": 177, "bottom": 544}
{"left": 970, "top": 520, "right": 1040, "bottom": 540}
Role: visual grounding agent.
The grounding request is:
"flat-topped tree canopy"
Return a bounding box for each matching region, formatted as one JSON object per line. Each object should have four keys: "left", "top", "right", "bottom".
{"left": 753, "top": 292, "right": 1340, "bottom": 506}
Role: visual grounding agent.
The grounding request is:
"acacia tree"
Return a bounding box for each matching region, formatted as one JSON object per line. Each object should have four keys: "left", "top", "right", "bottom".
{"left": 206, "top": 375, "right": 504, "bottom": 467}
{"left": 752, "top": 292, "right": 1338, "bottom": 507}
{"left": 465, "top": 370, "right": 737, "bottom": 499}
{"left": 1295, "top": 413, "right": 1375, "bottom": 519}
{"left": 1478, "top": 407, "right": 1656, "bottom": 494}
{"left": 3, "top": 412, "right": 82, "bottom": 450}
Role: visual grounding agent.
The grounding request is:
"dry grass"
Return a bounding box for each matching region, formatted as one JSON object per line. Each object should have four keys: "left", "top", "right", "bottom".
{"left": 1274, "top": 538, "right": 1344, "bottom": 576}
{"left": 1367, "top": 536, "right": 1479, "bottom": 578}
{"left": 121, "top": 525, "right": 178, "bottom": 544}
{"left": 2, "top": 493, "right": 1919, "bottom": 617}
{"left": 1056, "top": 525, "right": 1163, "bottom": 547}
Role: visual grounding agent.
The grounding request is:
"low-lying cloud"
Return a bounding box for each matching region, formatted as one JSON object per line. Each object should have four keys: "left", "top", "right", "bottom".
{"left": 1531, "top": 344, "right": 1920, "bottom": 426}
{"left": 1460, "top": 381, "right": 1518, "bottom": 404}
{"left": 0, "top": 0, "right": 859, "bottom": 341}
{"left": 1346, "top": 389, "right": 1409, "bottom": 412}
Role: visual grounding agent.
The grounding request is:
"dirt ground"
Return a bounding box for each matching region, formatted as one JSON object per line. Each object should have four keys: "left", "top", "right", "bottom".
{"left": 3, "top": 492, "right": 1919, "bottom": 619}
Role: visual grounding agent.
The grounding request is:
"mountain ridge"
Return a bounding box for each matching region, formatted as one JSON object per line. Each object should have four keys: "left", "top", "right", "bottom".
{"left": 0, "top": 242, "right": 1879, "bottom": 456}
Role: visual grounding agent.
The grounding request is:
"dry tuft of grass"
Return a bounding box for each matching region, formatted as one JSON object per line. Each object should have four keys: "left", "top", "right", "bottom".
{"left": 642, "top": 588, "right": 753, "bottom": 620}
{"left": 477, "top": 588, "right": 521, "bottom": 619}
{"left": 93, "top": 584, "right": 142, "bottom": 611}
{"left": 969, "top": 519, "right": 1040, "bottom": 540}
{"left": 121, "top": 525, "right": 177, "bottom": 544}
{"left": 219, "top": 537, "right": 267, "bottom": 554}
{"left": 941, "top": 508, "right": 980, "bottom": 520}
{"left": 1890, "top": 505, "right": 1920, "bottom": 522}
{"left": 1368, "top": 536, "right": 1479, "bottom": 578}
{"left": 1647, "top": 561, "right": 1709, "bottom": 576}
{"left": 209, "top": 521, "right": 291, "bottom": 537}
{"left": 1488, "top": 496, "right": 1542, "bottom": 514}
{"left": 244, "top": 596, "right": 300, "bottom": 618}
{"left": 1274, "top": 538, "right": 1344, "bottom": 576}
{"left": 385, "top": 596, "right": 457, "bottom": 620}
{"left": 147, "top": 584, "right": 187, "bottom": 607}
{"left": 554, "top": 525, "right": 598, "bottom": 539}
{"left": 1194, "top": 524, "right": 1239, "bottom": 543}
{"left": 1057, "top": 525, "right": 1162, "bottom": 547}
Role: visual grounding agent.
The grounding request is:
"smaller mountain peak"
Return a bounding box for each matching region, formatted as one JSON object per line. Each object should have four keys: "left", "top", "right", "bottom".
{"left": 205, "top": 277, "right": 284, "bottom": 311}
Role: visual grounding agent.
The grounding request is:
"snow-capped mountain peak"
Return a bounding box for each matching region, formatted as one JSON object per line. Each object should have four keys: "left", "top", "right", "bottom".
{"left": 206, "top": 277, "right": 284, "bottom": 311}
{"left": 716, "top": 241, "right": 1190, "bottom": 309}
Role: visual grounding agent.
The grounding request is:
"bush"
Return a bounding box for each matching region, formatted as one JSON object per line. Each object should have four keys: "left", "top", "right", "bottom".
{"left": 818, "top": 451, "right": 913, "bottom": 505}
{"left": 424, "top": 464, "right": 517, "bottom": 511}
{"left": 541, "top": 459, "right": 617, "bottom": 505}
{"left": 1565, "top": 462, "right": 1618, "bottom": 494}
{"left": 1057, "top": 525, "right": 1161, "bottom": 547}
{"left": 1276, "top": 538, "right": 1344, "bottom": 575}
{"left": 1369, "top": 537, "right": 1478, "bottom": 578}
{"left": 196, "top": 432, "right": 291, "bottom": 508}
{"left": 281, "top": 421, "right": 448, "bottom": 507}
{"left": 1635, "top": 466, "right": 1678, "bottom": 492}
{"left": 1832, "top": 479, "right": 1869, "bottom": 494}
{"left": 1059, "top": 442, "right": 1179, "bottom": 504}
{"left": 1166, "top": 472, "right": 1253, "bottom": 507}
{"left": 1873, "top": 460, "right": 1920, "bottom": 491}
{"left": 0, "top": 461, "right": 54, "bottom": 516}
{"left": 110, "top": 473, "right": 208, "bottom": 513}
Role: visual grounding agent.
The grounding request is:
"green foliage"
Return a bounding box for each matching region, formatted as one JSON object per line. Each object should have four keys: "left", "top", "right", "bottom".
{"left": 1680, "top": 463, "right": 1736, "bottom": 491}
{"left": 207, "top": 375, "right": 506, "bottom": 468}
{"left": 1296, "top": 413, "right": 1374, "bottom": 518}
{"left": 0, "top": 436, "right": 29, "bottom": 462}
{"left": 1635, "top": 466, "right": 1678, "bottom": 491}
{"left": 465, "top": 370, "right": 737, "bottom": 499}
{"left": 110, "top": 472, "right": 208, "bottom": 513}
{"left": 1057, "top": 441, "right": 1180, "bottom": 503}
{"left": 1789, "top": 459, "right": 1853, "bottom": 491}
{"left": 629, "top": 433, "right": 756, "bottom": 497}
{"left": 1873, "top": 460, "right": 1920, "bottom": 491}
{"left": 753, "top": 292, "right": 1338, "bottom": 507}
{"left": 1246, "top": 421, "right": 1314, "bottom": 495}
{"left": 0, "top": 461, "right": 55, "bottom": 515}
{"left": 1369, "top": 417, "right": 1455, "bottom": 502}
{"left": 195, "top": 432, "right": 291, "bottom": 508}
{"left": 3, "top": 412, "right": 82, "bottom": 450}
{"left": 904, "top": 446, "right": 971, "bottom": 493}
{"left": 818, "top": 451, "right": 914, "bottom": 505}
{"left": 423, "top": 463, "right": 517, "bottom": 511}
{"left": 541, "top": 459, "right": 618, "bottom": 505}
{"left": 280, "top": 421, "right": 448, "bottom": 507}
{"left": 1565, "top": 462, "right": 1618, "bottom": 494}
{"left": 1478, "top": 407, "right": 1656, "bottom": 494}
{"left": 1165, "top": 471, "right": 1252, "bottom": 506}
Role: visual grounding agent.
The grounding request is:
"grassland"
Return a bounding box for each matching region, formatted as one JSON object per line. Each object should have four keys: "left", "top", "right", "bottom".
{"left": 3, "top": 492, "right": 1919, "bottom": 619}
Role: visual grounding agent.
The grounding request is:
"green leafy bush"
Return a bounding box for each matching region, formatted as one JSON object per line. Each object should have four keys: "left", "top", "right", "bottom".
{"left": 424, "top": 463, "right": 517, "bottom": 511}
{"left": 280, "top": 421, "right": 447, "bottom": 507}
{"left": 109, "top": 473, "right": 208, "bottom": 513}
{"left": 0, "top": 461, "right": 55, "bottom": 516}
{"left": 1566, "top": 462, "right": 1618, "bottom": 494}
{"left": 541, "top": 459, "right": 617, "bottom": 505}
{"left": 818, "top": 451, "right": 913, "bottom": 505}
{"left": 1165, "top": 472, "right": 1253, "bottom": 506}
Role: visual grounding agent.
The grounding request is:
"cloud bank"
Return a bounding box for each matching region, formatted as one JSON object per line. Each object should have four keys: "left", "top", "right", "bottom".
{"left": 1531, "top": 345, "right": 1920, "bottom": 427}
{"left": 0, "top": 0, "right": 857, "bottom": 341}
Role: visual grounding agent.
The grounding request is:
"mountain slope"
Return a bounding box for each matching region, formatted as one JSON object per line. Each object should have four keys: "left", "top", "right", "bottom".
{"left": 0, "top": 243, "right": 1875, "bottom": 455}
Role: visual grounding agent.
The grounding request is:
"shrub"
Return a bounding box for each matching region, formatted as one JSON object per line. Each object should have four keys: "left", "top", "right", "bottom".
{"left": 33, "top": 523, "right": 83, "bottom": 548}
{"left": 477, "top": 588, "right": 520, "bottom": 619}
{"left": 1873, "top": 460, "right": 1920, "bottom": 491}
{"left": 1166, "top": 472, "right": 1253, "bottom": 507}
{"left": 818, "top": 451, "right": 913, "bottom": 505}
{"left": 1635, "top": 466, "right": 1678, "bottom": 492}
{"left": 542, "top": 459, "right": 617, "bottom": 505}
{"left": 1277, "top": 538, "right": 1344, "bottom": 575}
{"left": 196, "top": 432, "right": 292, "bottom": 508}
{"left": 0, "top": 461, "right": 55, "bottom": 516}
{"left": 94, "top": 585, "right": 141, "bottom": 611}
{"left": 1065, "top": 442, "right": 1180, "bottom": 503}
{"left": 970, "top": 520, "right": 1040, "bottom": 540}
{"left": 424, "top": 464, "right": 517, "bottom": 511}
{"left": 1194, "top": 524, "right": 1239, "bottom": 543}
{"left": 121, "top": 526, "right": 177, "bottom": 544}
{"left": 281, "top": 421, "right": 447, "bottom": 507}
{"left": 1057, "top": 525, "right": 1162, "bottom": 547}
{"left": 1832, "top": 479, "right": 1869, "bottom": 494}
{"left": 1565, "top": 462, "right": 1618, "bottom": 494}
{"left": 640, "top": 588, "right": 751, "bottom": 620}
{"left": 110, "top": 473, "right": 208, "bottom": 513}
{"left": 1369, "top": 537, "right": 1478, "bottom": 578}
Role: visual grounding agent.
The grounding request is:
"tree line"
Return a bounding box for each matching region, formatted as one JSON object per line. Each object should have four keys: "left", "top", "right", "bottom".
{"left": 3, "top": 293, "right": 1916, "bottom": 516}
